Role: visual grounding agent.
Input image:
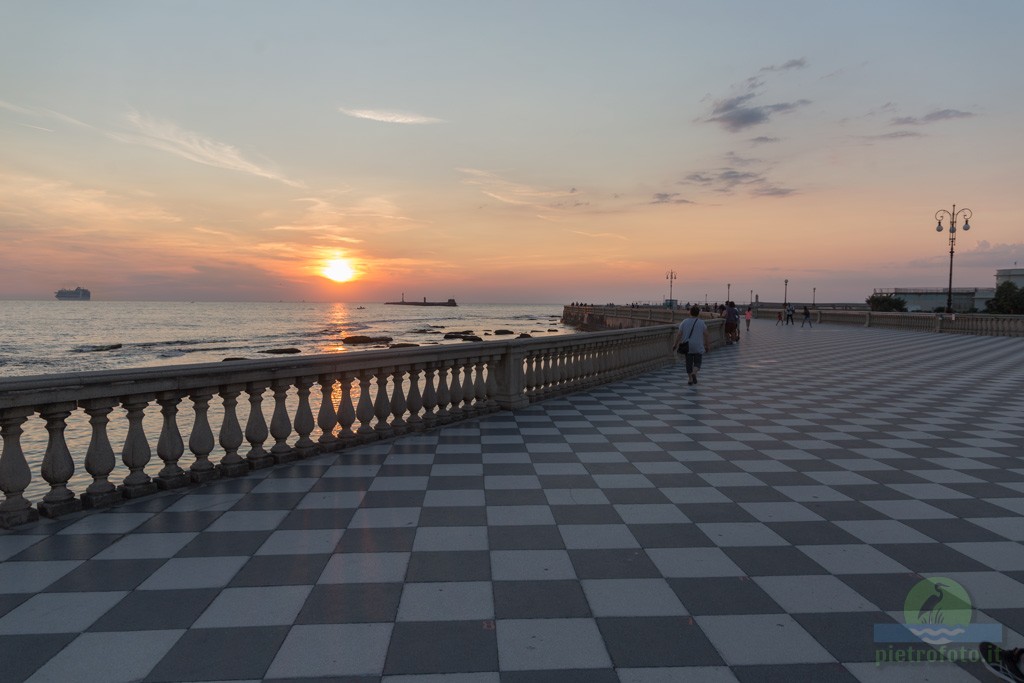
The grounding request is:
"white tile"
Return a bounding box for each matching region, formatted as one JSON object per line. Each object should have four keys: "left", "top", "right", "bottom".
{"left": 423, "top": 490, "right": 486, "bottom": 507}
{"left": 206, "top": 510, "right": 288, "bottom": 532}
{"left": 348, "top": 507, "right": 420, "bottom": 528}
{"left": 543, "top": 489, "right": 609, "bottom": 505}
{"left": 581, "top": 579, "right": 687, "bottom": 616}
{"left": 57, "top": 512, "right": 154, "bottom": 534}
{"left": 490, "top": 550, "right": 576, "bottom": 581}
{"left": 617, "top": 668, "right": 739, "bottom": 683}
{"left": 834, "top": 520, "right": 935, "bottom": 544}
{"left": 486, "top": 506, "right": 556, "bottom": 526}
{"left": 163, "top": 493, "right": 244, "bottom": 513}
{"left": 297, "top": 491, "right": 366, "bottom": 509}
{"left": 646, "top": 548, "right": 745, "bottom": 578}
{"left": 697, "top": 614, "right": 834, "bottom": 665}
{"left": 265, "top": 623, "right": 393, "bottom": 678}
{"left": 25, "top": 629, "right": 184, "bottom": 683}
{"left": 0, "top": 535, "right": 44, "bottom": 561}
{"left": 138, "top": 556, "right": 248, "bottom": 590}
{"left": 0, "top": 591, "right": 127, "bottom": 634}
{"left": 397, "top": 581, "right": 493, "bottom": 621}
{"left": 0, "top": 560, "right": 81, "bottom": 593}
{"left": 754, "top": 575, "right": 879, "bottom": 613}
{"left": 947, "top": 542, "right": 1024, "bottom": 571}
{"left": 412, "top": 526, "right": 488, "bottom": 551}
{"left": 256, "top": 529, "right": 345, "bottom": 555}
{"left": 797, "top": 545, "right": 910, "bottom": 574}
{"left": 696, "top": 523, "right": 789, "bottom": 547}
{"left": 94, "top": 532, "right": 197, "bottom": 559}
{"left": 497, "top": 618, "right": 611, "bottom": 670}
{"left": 193, "top": 585, "right": 312, "bottom": 627}
{"left": 250, "top": 477, "right": 319, "bottom": 494}
{"left": 559, "top": 524, "right": 639, "bottom": 549}
{"left": 614, "top": 504, "right": 690, "bottom": 524}
{"left": 318, "top": 552, "right": 410, "bottom": 583}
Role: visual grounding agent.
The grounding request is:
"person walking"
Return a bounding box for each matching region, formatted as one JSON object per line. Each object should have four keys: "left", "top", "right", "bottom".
{"left": 775, "top": 310, "right": 783, "bottom": 326}
{"left": 674, "top": 305, "right": 712, "bottom": 386}
{"left": 745, "top": 306, "right": 753, "bottom": 332}
{"left": 785, "top": 303, "right": 795, "bottom": 325}
{"left": 724, "top": 301, "right": 740, "bottom": 344}
{"left": 801, "top": 305, "right": 813, "bottom": 328}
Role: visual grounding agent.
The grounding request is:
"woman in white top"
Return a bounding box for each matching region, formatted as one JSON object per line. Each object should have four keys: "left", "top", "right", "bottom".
{"left": 674, "top": 305, "right": 712, "bottom": 385}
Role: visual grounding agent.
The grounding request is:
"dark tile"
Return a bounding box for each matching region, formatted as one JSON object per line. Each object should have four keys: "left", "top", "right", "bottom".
{"left": 418, "top": 506, "right": 488, "bottom": 527}
{"left": 384, "top": 620, "right": 498, "bottom": 675}
{"left": 431, "top": 453, "right": 482, "bottom": 465}
{"left": 751, "top": 473, "right": 820, "bottom": 487}
{"left": 551, "top": 505, "right": 622, "bottom": 525}
{"left": 175, "top": 531, "right": 272, "bottom": 557}
{"left": 406, "top": 551, "right": 491, "bottom": 581}
{"left": 89, "top": 588, "right": 218, "bottom": 631}
{"left": 134, "top": 511, "right": 223, "bottom": 533}
{"left": 585, "top": 463, "right": 639, "bottom": 475}
{"left": 485, "top": 490, "right": 549, "bottom": 506}
{"left": 732, "top": 663, "right": 860, "bottom": 683}
{"left": 488, "top": 525, "right": 565, "bottom": 550}
{"left": 278, "top": 508, "right": 355, "bottom": 530}
{"left": 359, "top": 491, "right": 425, "bottom": 508}
{"left": 568, "top": 549, "right": 661, "bottom": 579}
{"left": 268, "top": 463, "right": 334, "bottom": 478}
{"left": 310, "top": 477, "right": 373, "bottom": 492}
{"left": 684, "top": 461, "right": 742, "bottom": 474}
{"left": 0, "top": 594, "right": 29, "bottom": 619}
{"left": 904, "top": 518, "right": 1007, "bottom": 543}
{"left": 528, "top": 452, "right": 579, "bottom": 464}
{"left": 717, "top": 486, "right": 791, "bottom": 503}
{"left": 192, "top": 477, "right": 261, "bottom": 494}
{"left": 627, "top": 523, "right": 715, "bottom": 548}
{"left": 874, "top": 543, "right": 989, "bottom": 573}
{"left": 0, "top": 633, "right": 77, "bottom": 683}
{"left": 861, "top": 470, "right": 930, "bottom": 485}
{"left": 676, "top": 503, "right": 756, "bottom": 523}
{"left": 601, "top": 488, "right": 671, "bottom": 504}
{"left": 144, "top": 626, "right": 288, "bottom": 681}
{"left": 929, "top": 498, "right": 1023, "bottom": 518}
{"left": 839, "top": 573, "right": 927, "bottom": 611}
{"left": 483, "top": 464, "right": 535, "bottom": 476}
{"left": 336, "top": 527, "right": 416, "bottom": 553}
{"left": 536, "top": 475, "right": 598, "bottom": 489}
{"left": 793, "top": 611, "right": 905, "bottom": 663}
{"left": 723, "top": 546, "right": 829, "bottom": 576}
{"left": 982, "top": 608, "right": 1024, "bottom": 637}
{"left": 500, "top": 670, "right": 619, "bottom": 683}
{"left": 799, "top": 501, "right": 889, "bottom": 521}
{"left": 229, "top": 554, "right": 331, "bottom": 586}
{"left": 377, "top": 464, "right": 432, "bottom": 477}
{"left": 108, "top": 495, "right": 182, "bottom": 513}
{"left": 668, "top": 577, "right": 783, "bottom": 615}
{"left": 780, "top": 459, "right": 844, "bottom": 473}
{"left": 947, "top": 482, "right": 1022, "bottom": 498}
{"left": 9, "top": 533, "right": 120, "bottom": 561}
{"left": 296, "top": 583, "right": 402, "bottom": 623}
{"left": 832, "top": 484, "right": 911, "bottom": 501}
{"left": 427, "top": 476, "right": 485, "bottom": 490}
{"left": 44, "top": 558, "right": 168, "bottom": 592}
{"left": 493, "top": 580, "right": 591, "bottom": 619}
{"left": 597, "top": 616, "right": 723, "bottom": 667}
{"left": 231, "top": 492, "right": 305, "bottom": 510}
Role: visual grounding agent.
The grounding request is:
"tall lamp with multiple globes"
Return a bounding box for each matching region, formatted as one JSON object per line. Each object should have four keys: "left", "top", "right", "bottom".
{"left": 934, "top": 205, "right": 972, "bottom": 314}
{"left": 666, "top": 270, "right": 677, "bottom": 310}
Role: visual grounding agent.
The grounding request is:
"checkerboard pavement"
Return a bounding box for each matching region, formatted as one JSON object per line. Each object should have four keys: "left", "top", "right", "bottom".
{"left": 1, "top": 319, "right": 1023, "bottom": 682}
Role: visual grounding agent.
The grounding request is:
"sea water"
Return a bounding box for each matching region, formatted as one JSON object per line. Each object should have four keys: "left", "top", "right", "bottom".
{"left": 0, "top": 301, "right": 572, "bottom": 377}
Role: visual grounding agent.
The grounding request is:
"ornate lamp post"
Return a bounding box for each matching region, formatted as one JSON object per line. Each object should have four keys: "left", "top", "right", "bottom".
{"left": 934, "top": 205, "right": 972, "bottom": 314}
{"left": 727, "top": 283, "right": 731, "bottom": 302}
{"left": 666, "top": 270, "right": 677, "bottom": 310}
{"left": 813, "top": 287, "right": 816, "bottom": 308}
{"left": 784, "top": 279, "right": 789, "bottom": 306}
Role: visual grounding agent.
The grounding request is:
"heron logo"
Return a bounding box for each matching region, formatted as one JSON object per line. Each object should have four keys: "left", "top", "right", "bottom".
{"left": 903, "top": 577, "right": 972, "bottom": 644}
{"left": 874, "top": 576, "right": 1002, "bottom": 646}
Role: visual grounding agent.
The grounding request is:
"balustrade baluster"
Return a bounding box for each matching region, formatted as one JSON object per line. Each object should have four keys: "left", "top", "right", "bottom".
{"left": 316, "top": 374, "right": 339, "bottom": 452}
{"left": 81, "top": 398, "right": 122, "bottom": 508}
{"left": 406, "top": 366, "right": 424, "bottom": 431}
{"left": 155, "top": 393, "right": 189, "bottom": 489}
{"left": 436, "top": 363, "right": 452, "bottom": 424}
{"left": 524, "top": 353, "right": 538, "bottom": 401}
{"left": 293, "top": 377, "right": 317, "bottom": 458}
{"left": 120, "top": 395, "right": 157, "bottom": 498}
{"left": 270, "top": 380, "right": 296, "bottom": 463}
{"left": 337, "top": 373, "right": 357, "bottom": 446}
{"left": 421, "top": 366, "right": 439, "bottom": 429}
{"left": 355, "top": 371, "right": 376, "bottom": 439}
{"left": 188, "top": 390, "right": 220, "bottom": 483}
{"left": 448, "top": 362, "right": 465, "bottom": 420}
{"left": 485, "top": 356, "right": 499, "bottom": 410}
{"left": 36, "top": 403, "right": 81, "bottom": 518}
{"left": 373, "top": 370, "right": 394, "bottom": 439}
{"left": 390, "top": 368, "right": 408, "bottom": 435}
{"left": 0, "top": 407, "right": 38, "bottom": 528}
{"left": 473, "top": 359, "right": 488, "bottom": 414}
{"left": 244, "top": 382, "right": 274, "bottom": 470}
{"left": 218, "top": 386, "right": 248, "bottom": 477}
{"left": 461, "top": 359, "right": 476, "bottom": 416}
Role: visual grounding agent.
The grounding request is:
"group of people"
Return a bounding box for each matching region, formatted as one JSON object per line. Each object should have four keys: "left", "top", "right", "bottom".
{"left": 776, "top": 303, "right": 814, "bottom": 327}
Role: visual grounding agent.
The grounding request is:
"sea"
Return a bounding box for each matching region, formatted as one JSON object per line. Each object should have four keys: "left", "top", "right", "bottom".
{"left": 0, "top": 301, "right": 575, "bottom": 501}
{"left": 0, "top": 301, "right": 573, "bottom": 378}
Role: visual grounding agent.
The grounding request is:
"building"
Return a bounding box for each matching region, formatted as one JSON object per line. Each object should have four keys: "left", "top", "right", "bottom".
{"left": 996, "top": 268, "right": 1024, "bottom": 288}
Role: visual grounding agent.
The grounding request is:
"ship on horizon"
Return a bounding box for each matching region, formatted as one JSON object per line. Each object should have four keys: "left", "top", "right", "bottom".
{"left": 385, "top": 294, "right": 457, "bottom": 307}
{"left": 55, "top": 286, "right": 91, "bottom": 301}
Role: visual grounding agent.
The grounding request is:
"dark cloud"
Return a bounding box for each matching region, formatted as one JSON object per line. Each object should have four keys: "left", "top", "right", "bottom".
{"left": 866, "top": 131, "right": 925, "bottom": 140}
{"left": 681, "top": 165, "right": 796, "bottom": 198}
{"left": 760, "top": 58, "right": 807, "bottom": 72}
{"left": 707, "top": 98, "right": 811, "bottom": 132}
{"left": 650, "top": 193, "right": 693, "bottom": 205}
{"left": 752, "top": 185, "right": 797, "bottom": 197}
{"left": 892, "top": 109, "right": 975, "bottom": 125}
{"left": 750, "top": 136, "right": 781, "bottom": 145}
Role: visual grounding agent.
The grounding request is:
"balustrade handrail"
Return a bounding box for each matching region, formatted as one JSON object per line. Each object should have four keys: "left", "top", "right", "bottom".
{"left": 0, "top": 326, "right": 677, "bottom": 528}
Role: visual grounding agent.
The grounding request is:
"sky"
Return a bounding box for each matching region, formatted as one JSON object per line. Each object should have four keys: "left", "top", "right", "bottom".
{"left": 1, "top": 1, "right": 1023, "bottom": 305}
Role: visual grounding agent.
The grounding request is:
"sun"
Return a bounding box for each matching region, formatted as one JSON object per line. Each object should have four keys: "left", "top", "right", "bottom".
{"left": 322, "top": 258, "right": 356, "bottom": 283}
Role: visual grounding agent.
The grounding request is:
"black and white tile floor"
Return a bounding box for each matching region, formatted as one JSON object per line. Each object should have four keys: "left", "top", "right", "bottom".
{"left": 1, "top": 320, "right": 1023, "bottom": 682}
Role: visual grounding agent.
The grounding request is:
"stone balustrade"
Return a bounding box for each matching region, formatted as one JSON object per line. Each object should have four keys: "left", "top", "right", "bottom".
{"left": 562, "top": 305, "right": 728, "bottom": 348}
{"left": 754, "top": 308, "right": 1024, "bottom": 336}
{"left": 0, "top": 327, "right": 674, "bottom": 528}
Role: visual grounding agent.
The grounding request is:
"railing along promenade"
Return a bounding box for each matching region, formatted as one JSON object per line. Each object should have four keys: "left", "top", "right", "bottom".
{"left": 564, "top": 303, "right": 1024, "bottom": 338}
{"left": 0, "top": 327, "right": 674, "bottom": 529}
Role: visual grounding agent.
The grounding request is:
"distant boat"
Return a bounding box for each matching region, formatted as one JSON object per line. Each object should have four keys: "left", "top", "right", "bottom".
{"left": 385, "top": 294, "right": 457, "bottom": 307}
{"left": 55, "top": 286, "right": 91, "bottom": 301}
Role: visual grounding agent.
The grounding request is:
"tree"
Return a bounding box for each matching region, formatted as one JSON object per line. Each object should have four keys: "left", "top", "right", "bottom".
{"left": 866, "top": 293, "right": 907, "bottom": 312}
{"left": 986, "top": 281, "right": 1024, "bottom": 314}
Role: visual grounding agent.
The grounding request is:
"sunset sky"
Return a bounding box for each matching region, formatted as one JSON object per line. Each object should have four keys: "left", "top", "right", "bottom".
{"left": 2, "top": 1, "right": 1022, "bottom": 304}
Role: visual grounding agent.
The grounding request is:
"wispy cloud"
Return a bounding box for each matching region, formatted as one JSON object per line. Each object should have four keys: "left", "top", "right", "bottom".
{"left": 571, "top": 230, "right": 628, "bottom": 240}
{"left": 864, "top": 130, "right": 925, "bottom": 140}
{"left": 759, "top": 58, "right": 807, "bottom": 73}
{"left": 457, "top": 168, "right": 575, "bottom": 208}
{"left": 112, "top": 110, "right": 301, "bottom": 187}
{"left": 339, "top": 107, "right": 443, "bottom": 124}
{"left": 0, "top": 99, "right": 94, "bottom": 130}
{"left": 703, "top": 61, "right": 811, "bottom": 133}
{"left": 892, "top": 109, "right": 975, "bottom": 126}
{"left": 650, "top": 192, "right": 694, "bottom": 205}
{"left": 750, "top": 136, "right": 781, "bottom": 145}
{"left": 681, "top": 166, "right": 796, "bottom": 198}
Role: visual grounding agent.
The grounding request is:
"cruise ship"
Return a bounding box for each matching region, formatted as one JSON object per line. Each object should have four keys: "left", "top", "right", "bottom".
{"left": 55, "top": 287, "right": 91, "bottom": 301}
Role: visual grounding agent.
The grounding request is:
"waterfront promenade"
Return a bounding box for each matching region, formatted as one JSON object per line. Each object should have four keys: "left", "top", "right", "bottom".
{"left": 1, "top": 319, "right": 1023, "bottom": 682}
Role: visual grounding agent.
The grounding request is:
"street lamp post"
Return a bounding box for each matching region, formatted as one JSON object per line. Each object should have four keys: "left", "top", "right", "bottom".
{"left": 813, "top": 287, "right": 816, "bottom": 308}
{"left": 934, "top": 205, "right": 973, "bottom": 314}
{"left": 666, "top": 270, "right": 677, "bottom": 310}
{"left": 784, "top": 279, "right": 789, "bottom": 306}
{"left": 727, "top": 283, "right": 731, "bottom": 302}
